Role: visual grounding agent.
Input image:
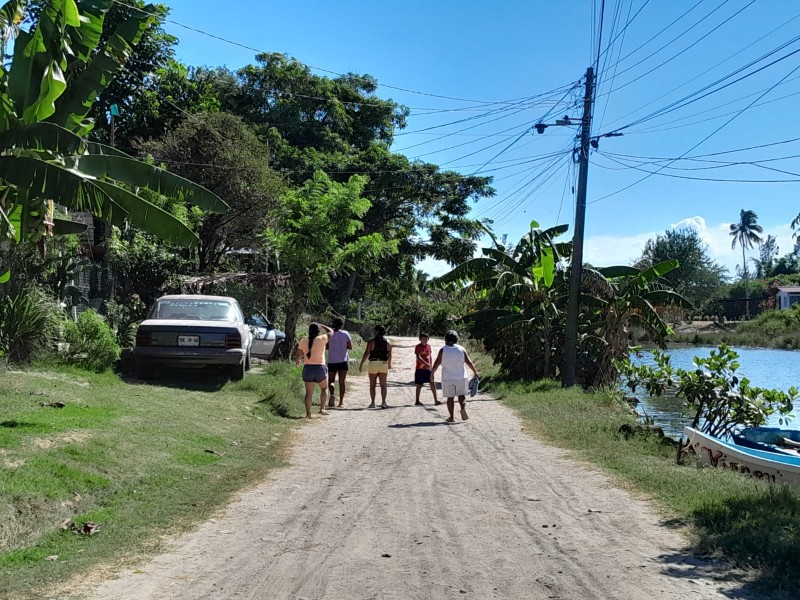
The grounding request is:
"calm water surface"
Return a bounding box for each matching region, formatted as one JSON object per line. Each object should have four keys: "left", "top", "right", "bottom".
{"left": 629, "top": 347, "right": 800, "bottom": 437}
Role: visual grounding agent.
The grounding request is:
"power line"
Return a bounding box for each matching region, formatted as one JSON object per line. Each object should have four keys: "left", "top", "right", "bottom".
{"left": 619, "top": 81, "right": 800, "bottom": 136}
{"left": 595, "top": 0, "right": 652, "bottom": 64}
{"left": 589, "top": 61, "right": 800, "bottom": 204}
{"left": 599, "top": 0, "right": 757, "bottom": 99}
{"left": 600, "top": 35, "right": 800, "bottom": 135}
{"left": 593, "top": 153, "right": 800, "bottom": 183}
{"left": 599, "top": 9, "right": 800, "bottom": 132}
{"left": 110, "top": 0, "right": 568, "bottom": 106}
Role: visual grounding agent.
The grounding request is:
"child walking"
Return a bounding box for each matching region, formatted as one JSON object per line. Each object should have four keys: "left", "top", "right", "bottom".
{"left": 414, "top": 333, "right": 439, "bottom": 406}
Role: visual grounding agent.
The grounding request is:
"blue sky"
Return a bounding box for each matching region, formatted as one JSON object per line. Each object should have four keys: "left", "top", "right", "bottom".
{"left": 161, "top": 0, "right": 800, "bottom": 276}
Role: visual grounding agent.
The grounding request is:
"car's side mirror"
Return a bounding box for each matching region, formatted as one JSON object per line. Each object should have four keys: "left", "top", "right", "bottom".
{"left": 266, "top": 322, "right": 274, "bottom": 330}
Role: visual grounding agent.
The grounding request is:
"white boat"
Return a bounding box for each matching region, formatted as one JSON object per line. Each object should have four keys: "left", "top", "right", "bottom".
{"left": 684, "top": 427, "right": 800, "bottom": 486}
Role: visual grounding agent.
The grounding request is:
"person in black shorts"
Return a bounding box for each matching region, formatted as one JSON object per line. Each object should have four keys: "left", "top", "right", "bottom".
{"left": 326, "top": 317, "right": 352, "bottom": 407}
{"left": 414, "top": 333, "right": 439, "bottom": 405}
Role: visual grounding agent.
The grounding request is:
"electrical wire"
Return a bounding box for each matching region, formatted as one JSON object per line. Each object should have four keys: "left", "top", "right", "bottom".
{"left": 110, "top": 0, "right": 572, "bottom": 106}
{"left": 589, "top": 61, "right": 800, "bottom": 204}
{"left": 600, "top": 35, "right": 800, "bottom": 136}
{"left": 599, "top": 10, "right": 800, "bottom": 132}
{"left": 598, "top": 0, "right": 753, "bottom": 96}
{"left": 593, "top": 153, "right": 800, "bottom": 183}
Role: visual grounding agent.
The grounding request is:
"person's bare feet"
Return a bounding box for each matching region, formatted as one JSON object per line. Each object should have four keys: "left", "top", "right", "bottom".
{"left": 445, "top": 417, "right": 455, "bottom": 423}
{"left": 305, "top": 414, "right": 313, "bottom": 419}
{"left": 460, "top": 407, "right": 469, "bottom": 421}
{"left": 380, "top": 403, "right": 388, "bottom": 409}
{"left": 319, "top": 410, "right": 330, "bottom": 416}
{"left": 434, "top": 401, "right": 443, "bottom": 405}
{"left": 414, "top": 401, "right": 423, "bottom": 406}
{"left": 338, "top": 402, "right": 343, "bottom": 407}
{"left": 368, "top": 403, "right": 375, "bottom": 409}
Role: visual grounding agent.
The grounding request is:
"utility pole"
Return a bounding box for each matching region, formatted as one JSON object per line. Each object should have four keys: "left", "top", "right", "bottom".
{"left": 562, "top": 67, "right": 595, "bottom": 387}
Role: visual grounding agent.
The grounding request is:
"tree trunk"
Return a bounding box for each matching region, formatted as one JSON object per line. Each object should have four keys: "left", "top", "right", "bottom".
{"left": 332, "top": 270, "right": 359, "bottom": 305}
{"left": 283, "top": 281, "right": 308, "bottom": 353}
{"left": 743, "top": 245, "right": 750, "bottom": 320}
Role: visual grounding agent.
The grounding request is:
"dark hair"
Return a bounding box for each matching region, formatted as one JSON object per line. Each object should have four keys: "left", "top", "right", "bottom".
{"left": 332, "top": 317, "right": 344, "bottom": 330}
{"left": 444, "top": 330, "right": 458, "bottom": 345}
{"left": 307, "top": 322, "right": 320, "bottom": 358}
{"left": 419, "top": 332, "right": 430, "bottom": 339}
{"left": 374, "top": 324, "right": 386, "bottom": 338}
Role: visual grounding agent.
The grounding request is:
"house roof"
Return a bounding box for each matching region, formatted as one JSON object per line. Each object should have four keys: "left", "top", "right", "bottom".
{"left": 776, "top": 286, "right": 800, "bottom": 293}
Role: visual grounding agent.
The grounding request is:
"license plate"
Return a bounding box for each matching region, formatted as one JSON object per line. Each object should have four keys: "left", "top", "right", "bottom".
{"left": 178, "top": 335, "right": 199, "bottom": 347}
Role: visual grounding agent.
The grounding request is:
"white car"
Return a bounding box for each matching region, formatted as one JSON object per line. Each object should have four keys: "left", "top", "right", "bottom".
{"left": 133, "top": 294, "right": 273, "bottom": 380}
{"left": 245, "top": 313, "right": 286, "bottom": 359}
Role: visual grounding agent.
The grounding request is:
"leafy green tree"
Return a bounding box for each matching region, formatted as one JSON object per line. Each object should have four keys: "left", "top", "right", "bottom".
{"left": 638, "top": 228, "right": 727, "bottom": 309}
{"left": 142, "top": 112, "right": 285, "bottom": 271}
{"left": 214, "top": 54, "right": 493, "bottom": 303}
{"left": 729, "top": 209, "right": 763, "bottom": 319}
{"left": 265, "top": 171, "right": 397, "bottom": 351}
{"left": 0, "top": 0, "right": 226, "bottom": 285}
{"left": 751, "top": 234, "right": 779, "bottom": 278}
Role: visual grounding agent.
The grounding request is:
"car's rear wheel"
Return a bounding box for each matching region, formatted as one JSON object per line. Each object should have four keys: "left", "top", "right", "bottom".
{"left": 136, "top": 361, "right": 155, "bottom": 380}
{"left": 230, "top": 361, "right": 245, "bottom": 381}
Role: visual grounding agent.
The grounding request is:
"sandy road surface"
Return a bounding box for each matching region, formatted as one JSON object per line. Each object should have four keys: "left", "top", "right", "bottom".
{"left": 87, "top": 338, "right": 750, "bottom": 600}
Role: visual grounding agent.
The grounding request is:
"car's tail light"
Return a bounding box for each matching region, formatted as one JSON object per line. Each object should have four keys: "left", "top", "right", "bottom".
{"left": 136, "top": 331, "right": 152, "bottom": 346}
{"left": 225, "top": 333, "right": 241, "bottom": 348}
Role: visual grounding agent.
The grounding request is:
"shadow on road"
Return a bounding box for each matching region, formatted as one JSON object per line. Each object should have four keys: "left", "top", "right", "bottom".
{"left": 388, "top": 421, "right": 458, "bottom": 428}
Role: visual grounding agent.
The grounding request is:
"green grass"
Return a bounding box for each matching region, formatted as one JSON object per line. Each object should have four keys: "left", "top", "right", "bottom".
{"left": 669, "top": 330, "right": 800, "bottom": 349}
{"left": 0, "top": 361, "right": 306, "bottom": 599}
{"left": 494, "top": 379, "right": 800, "bottom": 597}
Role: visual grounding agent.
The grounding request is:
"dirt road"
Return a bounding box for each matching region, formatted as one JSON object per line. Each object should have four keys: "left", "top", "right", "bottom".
{"left": 87, "top": 338, "right": 748, "bottom": 599}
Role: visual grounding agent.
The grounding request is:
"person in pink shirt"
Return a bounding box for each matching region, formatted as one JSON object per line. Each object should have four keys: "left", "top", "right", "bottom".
{"left": 326, "top": 317, "right": 352, "bottom": 407}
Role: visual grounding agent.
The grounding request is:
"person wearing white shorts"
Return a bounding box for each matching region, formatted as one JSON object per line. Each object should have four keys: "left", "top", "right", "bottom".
{"left": 432, "top": 330, "right": 479, "bottom": 422}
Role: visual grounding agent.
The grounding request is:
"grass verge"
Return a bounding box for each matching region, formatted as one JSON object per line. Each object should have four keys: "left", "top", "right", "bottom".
{"left": 494, "top": 379, "right": 800, "bottom": 597}
{"left": 0, "top": 361, "right": 306, "bottom": 599}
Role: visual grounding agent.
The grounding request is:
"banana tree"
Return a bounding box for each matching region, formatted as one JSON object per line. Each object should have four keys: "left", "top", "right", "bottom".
{"left": 436, "top": 222, "right": 691, "bottom": 386}
{"left": 436, "top": 221, "right": 570, "bottom": 380}
{"left": 581, "top": 260, "right": 692, "bottom": 386}
{"left": 0, "top": 0, "right": 228, "bottom": 283}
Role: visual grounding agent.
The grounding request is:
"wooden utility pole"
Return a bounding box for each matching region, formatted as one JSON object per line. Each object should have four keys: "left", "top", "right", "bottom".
{"left": 562, "top": 67, "right": 595, "bottom": 387}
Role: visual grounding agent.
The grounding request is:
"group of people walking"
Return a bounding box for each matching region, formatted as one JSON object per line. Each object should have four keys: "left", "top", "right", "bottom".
{"left": 294, "top": 320, "right": 479, "bottom": 422}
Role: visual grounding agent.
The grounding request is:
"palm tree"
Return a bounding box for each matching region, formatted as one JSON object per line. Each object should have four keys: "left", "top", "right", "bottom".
{"left": 729, "top": 209, "right": 763, "bottom": 319}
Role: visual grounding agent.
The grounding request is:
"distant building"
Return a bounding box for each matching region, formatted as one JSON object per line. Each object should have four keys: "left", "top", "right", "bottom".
{"left": 775, "top": 286, "right": 800, "bottom": 310}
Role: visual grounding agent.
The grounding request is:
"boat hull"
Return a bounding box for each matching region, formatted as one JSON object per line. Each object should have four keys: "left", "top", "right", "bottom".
{"left": 684, "top": 427, "right": 800, "bottom": 486}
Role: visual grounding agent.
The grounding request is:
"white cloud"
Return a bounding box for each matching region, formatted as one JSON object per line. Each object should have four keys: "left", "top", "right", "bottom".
{"left": 584, "top": 231, "right": 658, "bottom": 267}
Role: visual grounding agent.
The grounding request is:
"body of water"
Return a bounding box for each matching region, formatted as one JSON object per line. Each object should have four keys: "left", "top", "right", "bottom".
{"left": 628, "top": 346, "right": 800, "bottom": 438}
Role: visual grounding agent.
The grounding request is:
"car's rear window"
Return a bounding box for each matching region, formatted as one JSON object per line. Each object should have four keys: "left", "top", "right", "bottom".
{"left": 151, "top": 300, "right": 239, "bottom": 322}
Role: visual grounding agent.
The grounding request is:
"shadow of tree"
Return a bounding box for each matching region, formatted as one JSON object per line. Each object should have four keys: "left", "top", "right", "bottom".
{"left": 388, "top": 421, "right": 456, "bottom": 429}
{"left": 686, "top": 485, "right": 800, "bottom": 596}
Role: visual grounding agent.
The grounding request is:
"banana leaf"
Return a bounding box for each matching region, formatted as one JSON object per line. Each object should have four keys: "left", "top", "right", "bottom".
{"left": 91, "top": 181, "right": 197, "bottom": 247}
{"left": 0, "top": 122, "right": 84, "bottom": 155}
{"left": 51, "top": 8, "right": 155, "bottom": 134}
{"left": 71, "top": 153, "right": 228, "bottom": 213}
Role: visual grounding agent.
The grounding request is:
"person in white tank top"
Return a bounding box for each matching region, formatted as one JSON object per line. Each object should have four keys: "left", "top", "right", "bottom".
{"left": 431, "top": 330, "right": 479, "bottom": 422}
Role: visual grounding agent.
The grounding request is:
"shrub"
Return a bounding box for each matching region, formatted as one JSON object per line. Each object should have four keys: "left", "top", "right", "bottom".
{"left": 63, "top": 310, "right": 121, "bottom": 372}
{"left": 0, "top": 286, "right": 63, "bottom": 362}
